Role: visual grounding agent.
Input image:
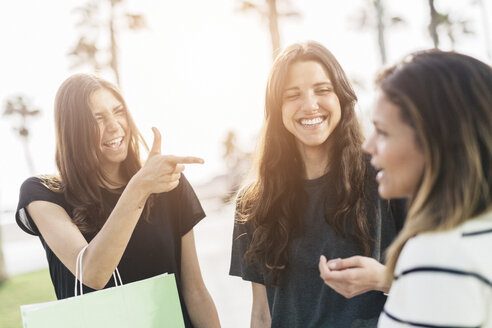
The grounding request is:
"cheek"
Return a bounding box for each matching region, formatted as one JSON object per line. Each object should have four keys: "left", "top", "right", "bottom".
{"left": 281, "top": 106, "right": 290, "bottom": 128}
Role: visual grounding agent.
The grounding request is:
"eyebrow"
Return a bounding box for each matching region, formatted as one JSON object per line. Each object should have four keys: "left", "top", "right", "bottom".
{"left": 283, "top": 81, "right": 333, "bottom": 92}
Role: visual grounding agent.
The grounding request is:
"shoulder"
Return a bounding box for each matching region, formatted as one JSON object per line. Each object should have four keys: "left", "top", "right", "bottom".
{"left": 17, "top": 175, "right": 67, "bottom": 236}
{"left": 382, "top": 214, "right": 492, "bottom": 327}
{"left": 397, "top": 212, "right": 492, "bottom": 276}
{"left": 19, "top": 175, "right": 63, "bottom": 202}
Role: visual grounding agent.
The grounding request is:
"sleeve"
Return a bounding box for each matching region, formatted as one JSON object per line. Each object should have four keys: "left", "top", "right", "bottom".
{"left": 379, "top": 236, "right": 488, "bottom": 327}
{"left": 229, "top": 204, "right": 264, "bottom": 284}
{"left": 174, "top": 173, "right": 206, "bottom": 236}
{"left": 15, "top": 177, "right": 66, "bottom": 236}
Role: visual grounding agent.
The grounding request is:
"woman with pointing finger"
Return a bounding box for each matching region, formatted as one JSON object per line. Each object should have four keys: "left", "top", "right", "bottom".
{"left": 15, "top": 74, "right": 220, "bottom": 327}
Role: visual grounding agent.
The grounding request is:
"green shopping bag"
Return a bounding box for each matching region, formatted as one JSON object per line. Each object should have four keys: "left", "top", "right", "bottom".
{"left": 20, "top": 246, "right": 185, "bottom": 327}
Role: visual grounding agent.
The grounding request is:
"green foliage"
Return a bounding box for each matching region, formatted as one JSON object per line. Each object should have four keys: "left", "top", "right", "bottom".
{"left": 0, "top": 269, "right": 55, "bottom": 328}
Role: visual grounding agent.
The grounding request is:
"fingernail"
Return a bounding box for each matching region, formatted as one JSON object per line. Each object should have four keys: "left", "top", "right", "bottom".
{"left": 329, "top": 261, "right": 338, "bottom": 269}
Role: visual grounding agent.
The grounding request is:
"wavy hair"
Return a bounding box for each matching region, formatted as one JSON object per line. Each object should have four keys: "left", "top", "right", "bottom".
{"left": 44, "top": 74, "right": 149, "bottom": 234}
{"left": 237, "top": 41, "right": 375, "bottom": 285}
{"left": 378, "top": 51, "right": 492, "bottom": 278}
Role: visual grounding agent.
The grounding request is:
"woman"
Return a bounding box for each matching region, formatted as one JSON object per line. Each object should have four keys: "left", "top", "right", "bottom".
{"left": 229, "top": 41, "right": 405, "bottom": 327}
{"left": 15, "top": 74, "right": 220, "bottom": 327}
{"left": 363, "top": 51, "right": 492, "bottom": 327}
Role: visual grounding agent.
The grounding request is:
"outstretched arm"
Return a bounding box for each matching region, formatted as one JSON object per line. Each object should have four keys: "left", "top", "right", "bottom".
{"left": 27, "top": 127, "right": 204, "bottom": 290}
{"left": 318, "top": 255, "right": 390, "bottom": 298}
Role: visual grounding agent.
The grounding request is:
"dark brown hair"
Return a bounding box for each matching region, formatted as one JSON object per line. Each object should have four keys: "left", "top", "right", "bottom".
{"left": 377, "top": 50, "right": 492, "bottom": 279}
{"left": 45, "top": 74, "right": 148, "bottom": 233}
{"left": 237, "top": 41, "right": 374, "bottom": 285}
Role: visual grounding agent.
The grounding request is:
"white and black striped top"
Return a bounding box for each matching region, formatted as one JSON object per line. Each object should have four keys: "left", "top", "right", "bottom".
{"left": 378, "top": 210, "right": 492, "bottom": 328}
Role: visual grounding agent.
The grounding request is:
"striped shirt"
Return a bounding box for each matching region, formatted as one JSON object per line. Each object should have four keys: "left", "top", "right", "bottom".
{"left": 378, "top": 210, "right": 492, "bottom": 328}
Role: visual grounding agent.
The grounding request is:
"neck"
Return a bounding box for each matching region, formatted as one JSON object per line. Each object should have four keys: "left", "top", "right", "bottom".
{"left": 100, "top": 163, "right": 126, "bottom": 189}
{"left": 298, "top": 146, "right": 330, "bottom": 180}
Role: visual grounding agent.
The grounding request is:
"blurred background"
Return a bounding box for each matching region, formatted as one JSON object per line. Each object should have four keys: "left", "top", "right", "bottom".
{"left": 0, "top": 0, "right": 491, "bottom": 327}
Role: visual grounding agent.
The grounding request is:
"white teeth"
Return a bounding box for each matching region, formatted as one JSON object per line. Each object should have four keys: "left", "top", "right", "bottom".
{"left": 300, "top": 117, "right": 323, "bottom": 125}
{"left": 105, "top": 137, "right": 123, "bottom": 146}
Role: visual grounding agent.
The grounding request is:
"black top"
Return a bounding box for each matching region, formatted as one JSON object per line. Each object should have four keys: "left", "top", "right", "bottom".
{"left": 16, "top": 174, "right": 205, "bottom": 328}
{"left": 230, "top": 172, "right": 406, "bottom": 328}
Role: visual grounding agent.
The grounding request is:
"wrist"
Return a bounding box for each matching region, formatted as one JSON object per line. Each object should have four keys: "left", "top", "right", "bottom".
{"left": 373, "top": 262, "right": 391, "bottom": 293}
{"left": 127, "top": 175, "right": 151, "bottom": 207}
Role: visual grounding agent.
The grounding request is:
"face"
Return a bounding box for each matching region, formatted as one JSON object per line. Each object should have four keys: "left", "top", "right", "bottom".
{"left": 90, "top": 88, "right": 130, "bottom": 172}
{"left": 363, "top": 91, "right": 425, "bottom": 199}
{"left": 281, "top": 60, "right": 342, "bottom": 154}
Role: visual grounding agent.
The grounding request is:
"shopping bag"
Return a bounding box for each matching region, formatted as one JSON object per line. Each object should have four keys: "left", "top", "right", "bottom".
{"left": 20, "top": 246, "right": 185, "bottom": 327}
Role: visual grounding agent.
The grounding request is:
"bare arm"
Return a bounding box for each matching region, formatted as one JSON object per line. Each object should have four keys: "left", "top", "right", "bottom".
{"left": 27, "top": 127, "right": 203, "bottom": 289}
{"left": 318, "top": 255, "right": 390, "bottom": 298}
{"left": 180, "top": 229, "right": 220, "bottom": 327}
{"left": 251, "top": 282, "right": 271, "bottom": 328}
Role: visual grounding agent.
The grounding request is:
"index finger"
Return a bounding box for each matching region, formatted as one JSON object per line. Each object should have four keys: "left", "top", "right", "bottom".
{"left": 168, "top": 155, "right": 204, "bottom": 165}
{"left": 328, "top": 256, "right": 363, "bottom": 271}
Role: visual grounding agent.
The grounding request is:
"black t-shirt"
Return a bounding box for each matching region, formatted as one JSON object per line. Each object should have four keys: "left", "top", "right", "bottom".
{"left": 230, "top": 172, "right": 406, "bottom": 328}
{"left": 16, "top": 174, "right": 205, "bottom": 328}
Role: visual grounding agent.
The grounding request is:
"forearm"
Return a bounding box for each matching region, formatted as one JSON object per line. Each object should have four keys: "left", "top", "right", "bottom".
{"left": 184, "top": 288, "right": 220, "bottom": 328}
{"left": 251, "top": 282, "right": 271, "bottom": 328}
{"left": 81, "top": 178, "right": 149, "bottom": 289}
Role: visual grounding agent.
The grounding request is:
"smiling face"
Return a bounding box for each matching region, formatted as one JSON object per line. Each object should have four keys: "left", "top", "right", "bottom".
{"left": 281, "top": 60, "right": 342, "bottom": 155}
{"left": 90, "top": 88, "right": 130, "bottom": 173}
{"left": 363, "top": 91, "right": 425, "bottom": 199}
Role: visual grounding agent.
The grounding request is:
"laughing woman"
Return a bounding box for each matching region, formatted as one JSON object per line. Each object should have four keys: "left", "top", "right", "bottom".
{"left": 363, "top": 51, "right": 492, "bottom": 327}
{"left": 15, "top": 74, "right": 220, "bottom": 327}
{"left": 229, "top": 41, "right": 405, "bottom": 327}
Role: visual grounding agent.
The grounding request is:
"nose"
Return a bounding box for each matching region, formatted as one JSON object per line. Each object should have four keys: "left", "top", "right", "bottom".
{"left": 104, "top": 115, "right": 120, "bottom": 133}
{"left": 301, "top": 93, "right": 319, "bottom": 112}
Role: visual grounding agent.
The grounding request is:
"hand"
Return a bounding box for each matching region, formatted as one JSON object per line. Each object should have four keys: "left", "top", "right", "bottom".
{"left": 132, "top": 127, "right": 204, "bottom": 195}
{"left": 318, "top": 255, "right": 390, "bottom": 298}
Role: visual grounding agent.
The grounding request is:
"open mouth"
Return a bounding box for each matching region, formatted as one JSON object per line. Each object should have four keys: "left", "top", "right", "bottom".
{"left": 103, "top": 136, "right": 124, "bottom": 150}
{"left": 375, "top": 168, "right": 384, "bottom": 182}
{"left": 297, "top": 115, "right": 327, "bottom": 128}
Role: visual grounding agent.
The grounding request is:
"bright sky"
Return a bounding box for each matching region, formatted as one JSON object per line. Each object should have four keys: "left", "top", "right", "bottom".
{"left": 1, "top": 0, "right": 490, "bottom": 213}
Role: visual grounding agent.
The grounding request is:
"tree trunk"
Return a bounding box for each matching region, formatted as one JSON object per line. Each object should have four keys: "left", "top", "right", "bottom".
{"left": 110, "top": 0, "right": 120, "bottom": 86}
{"left": 267, "top": 0, "right": 281, "bottom": 60}
{"left": 374, "top": 0, "right": 387, "bottom": 65}
{"left": 428, "top": 0, "right": 440, "bottom": 48}
{"left": 21, "top": 137, "right": 35, "bottom": 175}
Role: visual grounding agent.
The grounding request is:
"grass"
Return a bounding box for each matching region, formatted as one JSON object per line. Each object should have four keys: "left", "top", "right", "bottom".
{"left": 0, "top": 269, "right": 56, "bottom": 328}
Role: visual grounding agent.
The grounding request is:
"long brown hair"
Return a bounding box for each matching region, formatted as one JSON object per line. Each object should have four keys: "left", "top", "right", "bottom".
{"left": 237, "top": 41, "right": 374, "bottom": 285}
{"left": 45, "top": 74, "right": 148, "bottom": 234}
{"left": 378, "top": 51, "right": 492, "bottom": 279}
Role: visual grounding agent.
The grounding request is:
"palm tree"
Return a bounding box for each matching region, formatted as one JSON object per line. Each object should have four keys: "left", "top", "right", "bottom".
{"left": 427, "top": 0, "right": 474, "bottom": 50}
{"left": 0, "top": 95, "right": 41, "bottom": 283}
{"left": 3, "top": 96, "right": 41, "bottom": 175}
{"left": 68, "top": 0, "right": 146, "bottom": 86}
{"left": 352, "top": 0, "right": 404, "bottom": 65}
{"left": 238, "top": 0, "right": 300, "bottom": 60}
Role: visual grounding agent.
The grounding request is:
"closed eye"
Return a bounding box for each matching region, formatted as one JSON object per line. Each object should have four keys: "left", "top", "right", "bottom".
{"left": 284, "top": 93, "right": 300, "bottom": 101}
{"left": 316, "top": 88, "right": 333, "bottom": 95}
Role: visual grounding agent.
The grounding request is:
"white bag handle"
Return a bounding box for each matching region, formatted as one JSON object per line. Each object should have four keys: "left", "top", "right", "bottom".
{"left": 74, "top": 245, "right": 123, "bottom": 297}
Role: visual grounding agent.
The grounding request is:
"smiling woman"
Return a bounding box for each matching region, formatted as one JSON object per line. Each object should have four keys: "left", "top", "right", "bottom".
{"left": 15, "top": 74, "right": 220, "bottom": 328}
{"left": 229, "top": 41, "right": 406, "bottom": 328}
